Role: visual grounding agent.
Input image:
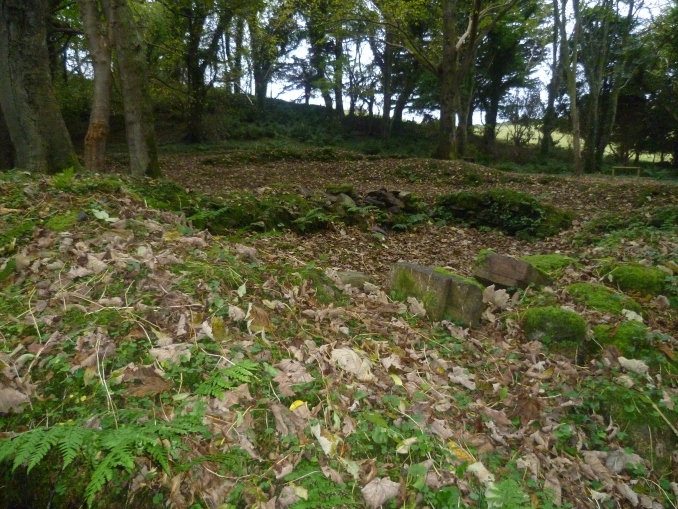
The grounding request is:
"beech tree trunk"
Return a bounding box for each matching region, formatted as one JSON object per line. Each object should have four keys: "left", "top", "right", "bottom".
{"left": 434, "top": 0, "right": 458, "bottom": 160}
{"left": 0, "top": 0, "right": 79, "bottom": 173}
{"left": 77, "top": 0, "right": 112, "bottom": 173}
{"left": 559, "top": 0, "right": 583, "bottom": 175}
{"left": 101, "top": 0, "right": 159, "bottom": 177}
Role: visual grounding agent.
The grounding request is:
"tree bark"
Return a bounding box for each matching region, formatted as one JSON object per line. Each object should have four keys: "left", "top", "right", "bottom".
{"left": 0, "top": 0, "right": 79, "bottom": 173}
{"left": 559, "top": 0, "right": 583, "bottom": 175}
{"left": 77, "top": 0, "right": 112, "bottom": 173}
{"left": 434, "top": 0, "right": 458, "bottom": 160}
{"left": 381, "top": 30, "right": 394, "bottom": 137}
{"left": 392, "top": 64, "right": 418, "bottom": 131}
{"left": 101, "top": 0, "right": 159, "bottom": 177}
{"left": 333, "top": 34, "right": 344, "bottom": 118}
{"left": 541, "top": 0, "right": 561, "bottom": 156}
{"left": 0, "top": 104, "right": 14, "bottom": 169}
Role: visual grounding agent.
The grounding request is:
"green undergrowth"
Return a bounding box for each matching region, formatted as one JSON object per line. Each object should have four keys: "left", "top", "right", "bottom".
{"left": 435, "top": 188, "right": 573, "bottom": 240}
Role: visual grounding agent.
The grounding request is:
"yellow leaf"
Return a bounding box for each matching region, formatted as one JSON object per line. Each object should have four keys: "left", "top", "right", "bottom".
{"left": 290, "top": 400, "right": 306, "bottom": 411}
{"left": 448, "top": 440, "right": 474, "bottom": 461}
{"left": 163, "top": 230, "right": 180, "bottom": 242}
{"left": 390, "top": 374, "right": 403, "bottom": 386}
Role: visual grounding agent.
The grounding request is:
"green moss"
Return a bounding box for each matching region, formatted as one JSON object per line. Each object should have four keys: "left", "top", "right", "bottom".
{"left": 435, "top": 188, "right": 573, "bottom": 240}
{"left": 593, "top": 321, "right": 648, "bottom": 355}
{"left": 520, "top": 254, "right": 577, "bottom": 275}
{"left": 393, "top": 270, "right": 417, "bottom": 298}
{"left": 392, "top": 270, "right": 439, "bottom": 310}
{"left": 476, "top": 249, "right": 496, "bottom": 264}
{"left": 45, "top": 211, "right": 79, "bottom": 232}
{"left": 522, "top": 307, "right": 587, "bottom": 343}
{"left": 599, "top": 263, "right": 667, "bottom": 297}
{"left": 326, "top": 183, "right": 354, "bottom": 195}
{"left": 434, "top": 268, "right": 484, "bottom": 289}
{"left": 567, "top": 283, "right": 643, "bottom": 315}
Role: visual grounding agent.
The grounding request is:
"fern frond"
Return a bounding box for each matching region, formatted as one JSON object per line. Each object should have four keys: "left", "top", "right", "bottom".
{"left": 26, "top": 426, "right": 63, "bottom": 473}
{"left": 0, "top": 434, "right": 18, "bottom": 465}
{"left": 85, "top": 443, "right": 135, "bottom": 506}
{"left": 12, "top": 428, "right": 47, "bottom": 471}
{"left": 57, "top": 425, "right": 92, "bottom": 469}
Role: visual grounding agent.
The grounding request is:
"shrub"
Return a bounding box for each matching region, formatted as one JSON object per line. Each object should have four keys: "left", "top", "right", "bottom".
{"left": 435, "top": 188, "right": 573, "bottom": 240}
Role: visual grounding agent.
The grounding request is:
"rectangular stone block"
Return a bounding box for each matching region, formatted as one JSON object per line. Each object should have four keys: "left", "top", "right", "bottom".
{"left": 389, "top": 262, "right": 483, "bottom": 326}
{"left": 474, "top": 252, "right": 551, "bottom": 289}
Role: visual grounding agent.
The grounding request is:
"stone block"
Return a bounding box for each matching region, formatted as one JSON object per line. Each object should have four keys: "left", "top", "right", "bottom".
{"left": 474, "top": 252, "right": 551, "bottom": 289}
{"left": 389, "top": 262, "right": 483, "bottom": 326}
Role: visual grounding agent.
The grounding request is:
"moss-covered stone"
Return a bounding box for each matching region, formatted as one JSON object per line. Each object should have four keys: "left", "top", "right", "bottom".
{"left": 522, "top": 307, "right": 587, "bottom": 343}
{"left": 433, "top": 268, "right": 484, "bottom": 289}
{"left": 593, "top": 321, "right": 648, "bottom": 355}
{"left": 599, "top": 263, "right": 667, "bottom": 297}
{"left": 567, "top": 283, "right": 643, "bottom": 315}
{"left": 326, "top": 183, "right": 355, "bottom": 195}
{"left": 435, "top": 188, "right": 573, "bottom": 240}
{"left": 45, "top": 211, "right": 79, "bottom": 232}
{"left": 520, "top": 254, "right": 577, "bottom": 275}
{"left": 390, "top": 262, "right": 483, "bottom": 326}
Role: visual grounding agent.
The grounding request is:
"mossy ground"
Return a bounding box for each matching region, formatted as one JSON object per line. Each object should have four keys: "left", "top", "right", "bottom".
{"left": 520, "top": 254, "right": 577, "bottom": 275}
{"left": 435, "top": 188, "right": 573, "bottom": 240}
{"left": 599, "top": 263, "right": 668, "bottom": 296}
{"left": 522, "top": 306, "right": 587, "bottom": 343}
{"left": 567, "top": 282, "right": 644, "bottom": 315}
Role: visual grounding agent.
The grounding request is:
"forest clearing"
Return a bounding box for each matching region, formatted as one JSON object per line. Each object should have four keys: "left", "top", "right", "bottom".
{"left": 1, "top": 155, "right": 678, "bottom": 508}
{"left": 2, "top": 0, "right": 678, "bottom": 506}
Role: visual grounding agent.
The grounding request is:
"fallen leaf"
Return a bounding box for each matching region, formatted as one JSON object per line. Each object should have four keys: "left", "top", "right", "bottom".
{"left": 0, "top": 388, "right": 29, "bottom": 413}
{"left": 618, "top": 357, "right": 649, "bottom": 375}
{"left": 361, "top": 477, "right": 400, "bottom": 509}
{"left": 331, "top": 348, "right": 376, "bottom": 382}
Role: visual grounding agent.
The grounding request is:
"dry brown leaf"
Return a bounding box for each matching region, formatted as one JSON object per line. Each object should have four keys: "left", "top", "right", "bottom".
{"left": 331, "top": 348, "right": 376, "bottom": 382}
{"left": 583, "top": 452, "right": 614, "bottom": 486}
{"left": 149, "top": 343, "right": 191, "bottom": 364}
{"left": 477, "top": 405, "right": 512, "bottom": 427}
{"left": 126, "top": 376, "right": 170, "bottom": 398}
{"left": 0, "top": 388, "right": 29, "bottom": 413}
{"left": 361, "top": 477, "right": 400, "bottom": 509}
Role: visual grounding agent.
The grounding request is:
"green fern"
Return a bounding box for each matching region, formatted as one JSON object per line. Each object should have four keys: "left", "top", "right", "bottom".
{"left": 0, "top": 413, "right": 208, "bottom": 507}
{"left": 486, "top": 479, "right": 531, "bottom": 509}
{"left": 196, "top": 360, "right": 260, "bottom": 399}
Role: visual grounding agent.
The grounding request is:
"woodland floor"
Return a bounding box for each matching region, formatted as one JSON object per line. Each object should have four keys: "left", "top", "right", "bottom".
{"left": 1, "top": 154, "right": 678, "bottom": 509}
{"left": 160, "top": 154, "right": 677, "bottom": 285}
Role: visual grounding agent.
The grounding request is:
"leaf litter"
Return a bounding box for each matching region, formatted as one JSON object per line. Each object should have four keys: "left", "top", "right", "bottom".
{"left": 0, "top": 164, "right": 676, "bottom": 507}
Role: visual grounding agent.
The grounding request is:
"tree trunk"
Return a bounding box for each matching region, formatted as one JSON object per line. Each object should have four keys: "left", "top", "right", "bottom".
{"left": 541, "top": 0, "right": 561, "bottom": 156}
{"left": 457, "top": 77, "right": 475, "bottom": 157}
{"left": 582, "top": 0, "right": 611, "bottom": 174}
{"left": 483, "top": 89, "right": 502, "bottom": 148}
{"left": 233, "top": 17, "right": 244, "bottom": 93}
{"left": 434, "top": 0, "right": 458, "bottom": 160}
{"left": 381, "top": 30, "right": 393, "bottom": 137}
{"left": 334, "top": 34, "right": 344, "bottom": 118}
{"left": 559, "top": 0, "right": 583, "bottom": 175}
{"left": 101, "top": 0, "right": 159, "bottom": 177}
{"left": 0, "top": 0, "right": 79, "bottom": 173}
{"left": 596, "top": 0, "right": 635, "bottom": 171}
{"left": 392, "top": 67, "right": 418, "bottom": 131}
{"left": 0, "top": 105, "right": 14, "bottom": 169}
{"left": 77, "top": 0, "right": 112, "bottom": 173}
